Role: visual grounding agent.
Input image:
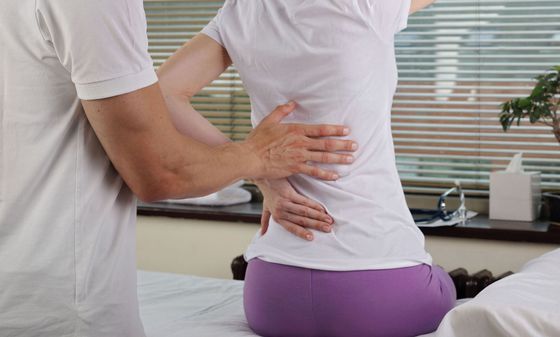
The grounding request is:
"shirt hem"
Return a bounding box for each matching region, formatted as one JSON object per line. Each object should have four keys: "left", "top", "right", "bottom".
{"left": 75, "top": 67, "right": 158, "bottom": 100}
{"left": 244, "top": 251, "right": 434, "bottom": 272}
{"left": 200, "top": 31, "right": 224, "bottom": 47}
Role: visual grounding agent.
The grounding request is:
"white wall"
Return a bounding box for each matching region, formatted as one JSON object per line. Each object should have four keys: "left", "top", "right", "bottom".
{"left": 137, "top": 216, "right": 559, "bottom": 279}
{"left": 137, "top": 216, "right": 255, "bottom": 279}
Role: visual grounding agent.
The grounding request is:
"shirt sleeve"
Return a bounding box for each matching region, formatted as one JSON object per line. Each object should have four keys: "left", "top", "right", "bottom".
{"left": 200, "top": 8, "right": 225, "bottom": 47}
{"left": 356, "top": 0, "right": 412, "bottom": 39}
{"left": 35, "top": 0, "right": 157, "bottom": 100}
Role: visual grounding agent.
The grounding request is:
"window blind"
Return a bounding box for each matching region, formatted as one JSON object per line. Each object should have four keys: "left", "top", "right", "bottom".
{"left": 144, "top": 0, "right": 560, "bottom": 195}
{"left": 145, "top": 0, "right": 251, "bottom": 142}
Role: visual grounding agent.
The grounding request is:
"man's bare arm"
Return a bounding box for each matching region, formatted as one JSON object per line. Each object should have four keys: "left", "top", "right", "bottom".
{"left": 82, "top": 83, "right": 356, "bottom": 202}
{"left": 410, "top": 0, "right": 435, "bottom": 14}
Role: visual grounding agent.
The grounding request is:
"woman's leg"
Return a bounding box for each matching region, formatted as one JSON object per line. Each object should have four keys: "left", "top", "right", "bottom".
{"left": 244, "top": 260, "right": 456, "bottom": 337}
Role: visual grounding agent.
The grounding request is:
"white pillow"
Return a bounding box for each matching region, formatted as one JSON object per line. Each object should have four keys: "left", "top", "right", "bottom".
{"left": 422, "top": 249, "right": 560, "bottom": 337}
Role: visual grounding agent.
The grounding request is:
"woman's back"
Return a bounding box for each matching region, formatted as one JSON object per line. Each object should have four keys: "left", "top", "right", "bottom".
{"left": 203, "top": 0, "right": 431, "bottom": 270}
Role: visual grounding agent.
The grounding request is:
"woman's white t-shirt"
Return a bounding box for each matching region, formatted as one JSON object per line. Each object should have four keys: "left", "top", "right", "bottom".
{"left": 203, "top": 0, "right": 433, "bottom": 271}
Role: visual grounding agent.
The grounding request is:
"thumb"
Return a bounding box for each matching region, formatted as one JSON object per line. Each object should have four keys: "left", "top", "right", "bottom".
{"left": 261, "top": 101, "right": 296, "bottom": 125}
{"left": 260, "top": 209, "right": 271, "bottom": 235}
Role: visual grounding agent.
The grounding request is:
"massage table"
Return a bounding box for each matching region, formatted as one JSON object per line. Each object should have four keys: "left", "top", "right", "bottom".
{"left": 138, "top": 249, "right": 560, "bottom": 337}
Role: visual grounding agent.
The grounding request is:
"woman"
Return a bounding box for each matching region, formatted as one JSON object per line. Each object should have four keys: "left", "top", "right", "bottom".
{"left": 159, "top": 1, "right": 455, "bottom": 336}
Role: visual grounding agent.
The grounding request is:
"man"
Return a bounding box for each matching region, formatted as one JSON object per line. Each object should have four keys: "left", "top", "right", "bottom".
{"left": 0, "top": 0, "right": 356, "bottom": 336}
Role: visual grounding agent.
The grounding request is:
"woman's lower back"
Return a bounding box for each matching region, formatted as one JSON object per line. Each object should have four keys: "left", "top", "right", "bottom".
{"left": 244, "top": 170, "right": 433, "bottom": 271}
{"left": 244, "top": 259, "right": 456, "bottom": 337}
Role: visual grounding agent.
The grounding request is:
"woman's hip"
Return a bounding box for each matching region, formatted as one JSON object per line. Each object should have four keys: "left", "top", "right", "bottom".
{"left": 243, "top": 258, "right": 455, "bottom": 337}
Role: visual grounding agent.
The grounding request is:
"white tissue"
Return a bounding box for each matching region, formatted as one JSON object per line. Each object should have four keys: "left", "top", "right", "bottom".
{"left": 505, "top": 152, "right": 524, "bottom": 173}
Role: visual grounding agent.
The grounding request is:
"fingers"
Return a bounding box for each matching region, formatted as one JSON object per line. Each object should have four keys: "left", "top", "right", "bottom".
{"left": 281, "top": 210, "right": 332, "bottom": 233}
{"left": 273, "top": 197, "right": 334, "bottom": 240}
{"left": 308, "top": 138, "right": 358, "bottom": 152}
{"left": 272, "top": 198, "right": 331, "bottom": 231}
{"left": 284, "top": 212, "right": 331, "bottom": 232}
{"left": 305, "top": 151, "right": 354, "bottom": 165}
{"left": 290, "top": 192, "right": 327, "bottom": 213}
{"left": 295, "top": 164, "right": 340, "bottom": 180}
{"left": 261, "top": 101, "right": 297, "bottom": 125}
{"left": 284, "top": 204, "right": 333, "bottom": 229}
{"left": 295, "top": 124, "right": 351, "bottom": 138}
{"left": 277, "top": 219, "right": 314, "bottom": 241}
{"left": 260, "top": 209, "right": 271, "bottom": 235}
{"left": 277, "top": 211, "right": 333, "bottom": 241}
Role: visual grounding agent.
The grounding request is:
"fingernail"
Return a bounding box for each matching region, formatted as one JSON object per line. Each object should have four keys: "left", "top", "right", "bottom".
{"left": 322, "top": 225, "right": 332, "bottom": 232}
{"left": 343, "top": 127, "right": 350, "bottom": 135}
{"left": 332, "top": 173, "right": 340, "bottom": 180}
{"left": 345, "top": 156, "right": 354, "bottom": 163}
{"left": 306, "top": 234, "right": 314, "bottom": 241}
{"left": 351, "top": 142, "right": 358, "bottom": 150}
{"left": 324, "top": 217, "right": 332, "bottom": 223}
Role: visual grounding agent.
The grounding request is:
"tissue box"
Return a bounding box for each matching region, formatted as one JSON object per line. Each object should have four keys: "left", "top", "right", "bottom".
{"left": 490, "top": 171, "right": 541, "bottom": 221}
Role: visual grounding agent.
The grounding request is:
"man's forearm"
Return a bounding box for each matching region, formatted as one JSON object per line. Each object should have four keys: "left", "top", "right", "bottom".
{"left": 162, "top": 139, "right": 257, "bottom": 200}
{"left": 159, "top": 91, "right": 255, "bottom": 199}
{"left": 83, "top": 83, "right": 355, "bottom": 203}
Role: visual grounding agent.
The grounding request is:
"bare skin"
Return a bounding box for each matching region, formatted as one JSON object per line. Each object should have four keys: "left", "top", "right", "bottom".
{"left": 410, "top": 0, "right": 436, "bottom": 14}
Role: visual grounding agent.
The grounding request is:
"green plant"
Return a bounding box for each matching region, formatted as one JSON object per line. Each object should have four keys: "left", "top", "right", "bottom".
{"left": 500, "top": 66, "right": 560, "bottom": 143}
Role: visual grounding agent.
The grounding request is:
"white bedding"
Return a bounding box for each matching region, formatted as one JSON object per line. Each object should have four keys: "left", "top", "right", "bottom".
{"left": 138, "top": 271, "right": 256, "bottom": 337}
{"left": 423, "top": 248, "right": 560, "bottom": 337}
{"left": 138, "top": 248, "right": 560, "bottom": 337}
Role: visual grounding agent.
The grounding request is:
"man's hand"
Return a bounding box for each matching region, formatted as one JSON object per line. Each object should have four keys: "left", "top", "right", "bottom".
{"left": 257, "top": 178, "right": 332, "bottom": 241}
{"left": 244, "top": 102, "right": 357, "bottom": 181}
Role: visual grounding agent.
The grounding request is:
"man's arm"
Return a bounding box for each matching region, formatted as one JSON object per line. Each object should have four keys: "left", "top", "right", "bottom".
{"left": 410, "top": 0, "right": 435, "bottom": 14}
{"left": 82, "top": 83, "right": 356, "bottom": 202}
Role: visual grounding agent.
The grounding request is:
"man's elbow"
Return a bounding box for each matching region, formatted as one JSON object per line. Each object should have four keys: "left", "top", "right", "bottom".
{"left": 131, "top": 171, "right": 208, "bottom": 203}
{"left": 128, "top": 173, "right": 181, "bottom": 203}
{"left": 132, "top": 183, "right": 167, "bottom": 204}
{"left": 135, "top": 187, "right": 166, "bottom": 204}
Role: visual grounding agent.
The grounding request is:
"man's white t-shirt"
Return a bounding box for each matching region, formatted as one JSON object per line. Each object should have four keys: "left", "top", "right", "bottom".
{"left": 0, "top": 0, "right": 156, "bottom": 335}
{"left": 203, "top": 0, "right": 433, "bottom": 271}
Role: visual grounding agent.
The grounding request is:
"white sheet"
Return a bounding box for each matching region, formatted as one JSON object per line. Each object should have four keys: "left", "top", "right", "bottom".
{"left": 138, "top": 249, "right": 560, "bottom": 337}
{"left": 138, "top": 271, "right": 469, "bottom": 337}
{"left": 138, "top": 271, "right": 257, "bottom": 337}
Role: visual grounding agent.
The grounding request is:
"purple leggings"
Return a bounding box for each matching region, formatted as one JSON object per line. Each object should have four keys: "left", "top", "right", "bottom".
{"left": 244, "top": 259, "right": 456, "bottom": 337}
